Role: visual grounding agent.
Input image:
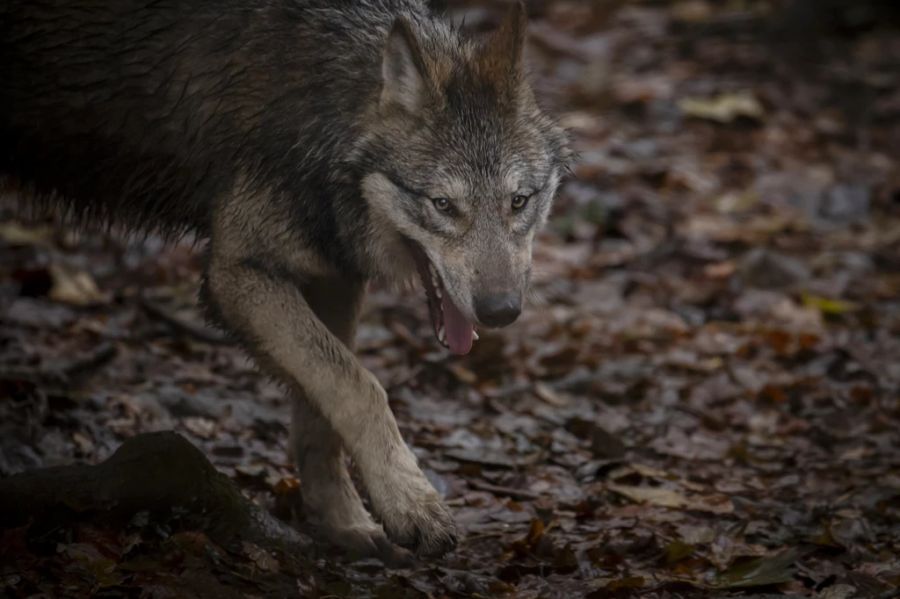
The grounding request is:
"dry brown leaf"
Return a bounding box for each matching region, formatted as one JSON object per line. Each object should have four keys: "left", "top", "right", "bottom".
{"left": 0, "top": 222, "right": 54, "bottom": 246}
{"left": 48, "top": 263, "right": 107, "bottom": 306}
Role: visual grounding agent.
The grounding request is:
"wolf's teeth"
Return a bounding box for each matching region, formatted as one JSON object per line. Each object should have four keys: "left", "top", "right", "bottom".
{"left": 438, "top": 326, "right": 446, "bottom": 344}
{"left": 428, "top": 263, "right": 441, "bottom": 290}
{"left": 435, "top": 286, "right": 442, "bottom": 299}
{"left": 473, "top": 330, "right": 479, "bottom": 340}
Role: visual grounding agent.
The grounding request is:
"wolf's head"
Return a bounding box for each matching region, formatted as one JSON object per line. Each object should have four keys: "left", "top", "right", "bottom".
{"left": 357, "top": 2, "right": 569, "bottom": 355}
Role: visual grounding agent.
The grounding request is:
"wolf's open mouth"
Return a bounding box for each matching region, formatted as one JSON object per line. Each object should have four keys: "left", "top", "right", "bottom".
{"left": 406, "top": 240, "right": 477, "bottom": 356}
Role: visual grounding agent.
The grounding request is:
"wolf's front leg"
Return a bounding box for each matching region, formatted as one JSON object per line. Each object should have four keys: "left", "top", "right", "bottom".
{"left": 206, "top": 252, "right": 457, "bottom": 557}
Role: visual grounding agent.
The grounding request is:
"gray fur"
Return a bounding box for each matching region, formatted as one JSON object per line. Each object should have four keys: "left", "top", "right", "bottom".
{"left": 0, "top": 0, "right": 568, "bottom": 558}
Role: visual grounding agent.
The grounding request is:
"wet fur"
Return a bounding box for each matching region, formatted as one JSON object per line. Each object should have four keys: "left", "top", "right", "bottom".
{"left": 1, "top": 0, "right": 567, "bottom": 558}
{"left": 2, "top": 1, "right": 416, "bottom": 263}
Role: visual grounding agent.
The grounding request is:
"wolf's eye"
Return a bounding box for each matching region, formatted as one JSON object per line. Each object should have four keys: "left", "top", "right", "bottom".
{"left": 431, "top": 197, "right": 452, "bottom": 212}
{"left": 511, "top": 194, "right": 530, "bottom": 211}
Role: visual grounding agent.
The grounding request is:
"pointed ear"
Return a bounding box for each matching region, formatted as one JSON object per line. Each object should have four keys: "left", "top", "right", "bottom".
{"left": 380, "top": 18, "right": 431, "bottom": 113}
{"left": 483, "top": 0, "right": 527, "bottom": 75}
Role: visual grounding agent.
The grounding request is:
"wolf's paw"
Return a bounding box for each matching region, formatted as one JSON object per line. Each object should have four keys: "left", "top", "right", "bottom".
{"left": 379, "top": 488, "right": 458, "bottom": 558}
{"left": 358, "top": 439, "right": 459, "bottom": 558}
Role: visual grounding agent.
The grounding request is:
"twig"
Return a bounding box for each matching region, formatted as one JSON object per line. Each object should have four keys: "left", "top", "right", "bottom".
{"left": 468, "top": 479, "right": 540, "bottom": 501}
{"left": 141, "top": 297, "right": 228, "bottom": 345}
{"left": 0, "top": 342, "right": 117, "bottom": 386}
{"left": 486, "top": 370, "right": 601, "bottom": 399}
{"left": 57, "top": 341, "right": 118, "bottom": 381}
{"left": 0, "top": 365, "right": 66, "bottom": 386}
{"left": 461, "top": 530, "right": 509, "bottom": 544}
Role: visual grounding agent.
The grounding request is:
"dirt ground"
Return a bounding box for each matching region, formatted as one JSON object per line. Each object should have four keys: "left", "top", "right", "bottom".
{"left": 1, "top": 1, "right": 899, "bottom": 597}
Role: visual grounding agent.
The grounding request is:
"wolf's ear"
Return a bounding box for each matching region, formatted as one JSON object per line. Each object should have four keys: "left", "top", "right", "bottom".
{"left": 381, "top": 18, "right": 431, "bottom": 113}
{"left": 483, "top": 0, "right": 527, "bottom": 76}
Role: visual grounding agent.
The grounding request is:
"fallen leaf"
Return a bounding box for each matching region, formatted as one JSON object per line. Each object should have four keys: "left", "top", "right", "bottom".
{"left": 0, "top": 222, "right": 54, "bottom": 246}
{"left": 534, "top": 382, "right": 570, "bottom": 407}
{"left": 820, "top": 584, "right": 858, "bottom": 599}
{"left": 739, "top": 249, "right": 811, "bottom": 290}
{"left": 714, "top": 549, "right": 798, "bottom": 588}
{"left": 49, "top": 263, "right": 107, "bottom": 306}
{"left": 665, "top": 540, "right": 695, "bottom": 564}
{"left": 591, "top": 425, "right": 627, "bottom": 459}
{"left": 671, "top": 0, "right": 713, "bottom": 23}
{"left": 243, "top": 542, "right": 280, "bottom": 573}
{"left": 63, "top": 543, "right": 124, "bottom": 588}
{"left": 182, "top": 416, "right": 217, "bottom": 439}
{"left": 679, "top": 92, "right": 764, "bottom": 123}
{"left": 605, "top": 576, "right": 646, "bottom": 591}
{"left": 801, "top": 293, "right": 859, "bottom": 316}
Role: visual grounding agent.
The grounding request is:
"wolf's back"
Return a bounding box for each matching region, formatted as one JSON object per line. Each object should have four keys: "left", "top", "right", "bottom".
{"left": 0, "top": 0, "right": 423, "bottom": 235}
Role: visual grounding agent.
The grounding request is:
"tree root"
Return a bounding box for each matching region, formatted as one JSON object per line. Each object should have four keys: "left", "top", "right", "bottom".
{"left": 0, "top": 431, "right": 307, "bottom": 551}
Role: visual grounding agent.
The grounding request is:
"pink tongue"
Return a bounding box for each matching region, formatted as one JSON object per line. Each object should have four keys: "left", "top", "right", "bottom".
{"left": 442, "top": 295, "right": 474, "bottom": 355}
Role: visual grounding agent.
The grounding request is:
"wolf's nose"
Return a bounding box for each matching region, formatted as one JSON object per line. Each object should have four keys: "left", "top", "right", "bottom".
{"left": 474, "top": 292, "right": 522, "bottom": 328}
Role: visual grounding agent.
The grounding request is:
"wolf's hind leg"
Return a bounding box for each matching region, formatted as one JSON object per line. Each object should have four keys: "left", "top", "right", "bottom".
{"left": 288, "top": 279, "right": 406, "bottom": 562}
{"left": 291, "top": 397, "right": 402, "bottom": 561}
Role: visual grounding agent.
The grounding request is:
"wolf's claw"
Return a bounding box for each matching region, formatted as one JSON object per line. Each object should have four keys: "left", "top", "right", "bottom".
{"left": 381, "top": 490, "right": 458, "bottom": 558}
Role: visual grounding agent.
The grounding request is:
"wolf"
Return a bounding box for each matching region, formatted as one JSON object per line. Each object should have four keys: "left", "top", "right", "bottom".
{"left": 0, "top": 0, "right": 568, "bottom": 558}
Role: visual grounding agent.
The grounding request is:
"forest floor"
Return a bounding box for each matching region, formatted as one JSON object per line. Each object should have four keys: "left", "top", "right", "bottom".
{"left": 1, "top": 1, "right": 899, "bottom": 597}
